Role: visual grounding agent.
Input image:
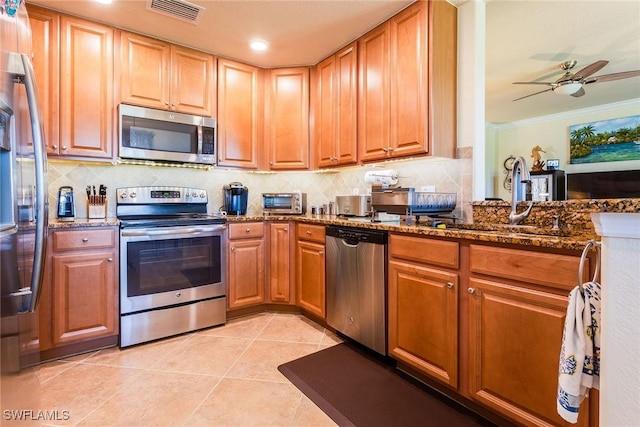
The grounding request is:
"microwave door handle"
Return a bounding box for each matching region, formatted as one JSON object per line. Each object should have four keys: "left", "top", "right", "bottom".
{"left": 20, "top": 53, "right": 49, "bottom": 313}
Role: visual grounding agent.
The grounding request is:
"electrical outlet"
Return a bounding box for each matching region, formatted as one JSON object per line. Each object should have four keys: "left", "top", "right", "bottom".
{"left": 421, "top": 186, "right": 436, "bottom": 192}
{"left": 352, "top": 188, "right": 360, "bottom": 195}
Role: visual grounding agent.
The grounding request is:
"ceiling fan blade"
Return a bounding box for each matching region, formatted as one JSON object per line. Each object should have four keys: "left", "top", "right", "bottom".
{"left": 512, "top": 81, "right": 555, "bottom": 85}
{"left": 513, "top": 87, "right": 553, "bottom": 101}
{"left": 586, "top": 69, "right": 640, "bottom": 83}
{"left": 571, "top": 87, "right": 586, "bottom": 98}
{"left": 570, "top": 60, "right": 609, "bottom": 80}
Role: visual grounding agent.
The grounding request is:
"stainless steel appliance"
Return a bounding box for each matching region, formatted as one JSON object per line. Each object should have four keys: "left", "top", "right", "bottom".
{"left": 117, "top": 186, "right": 227, "bottom": 347}
{"left": 119, "top": 104, "right": 216, "bottom": 165}
{"left": 56, "top": 186, "right": 75, "bottom": 220}
{"left": 529, "top": 170, "right": 566, "bottom": 201}
{"left": 336, "top": 195, "right": 371, "bottom": 217}
{"left": 261, "top": 192, "right": 307, "bottom": 215}
{"left": 1, "top": 0, "right": 48, "bottom": 409}
{"left": 223, "top": 182, "right": 248, "bottom": 216}
{"left": 326, "top": 226, "right": 387, "bottom": 355}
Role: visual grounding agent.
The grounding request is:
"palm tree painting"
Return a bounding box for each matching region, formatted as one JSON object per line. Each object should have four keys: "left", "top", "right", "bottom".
{"left": 569, "top": 115, "right": 640, "bottom": 164}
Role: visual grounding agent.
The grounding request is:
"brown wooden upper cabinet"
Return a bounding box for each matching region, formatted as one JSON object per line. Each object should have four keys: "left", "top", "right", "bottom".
{"left": 313, "top": 43, "right": 358, "bottom": 168}
{"left": 264, "top": 67, "right": 310, "bottom": 170}
{"left": 26, "top": 5, "right": 60, "bottom": 156}
{"left": 217, "top": 58, "right": 263, "bottom": 169}
{"left": 119, "top": 31, "right": 216, "bottom": 117}
{"left": 358, "top": 1, "right": 456, "bottom": 162}
{"left": 59, "top": 16, "right": 114, "bottom": 160}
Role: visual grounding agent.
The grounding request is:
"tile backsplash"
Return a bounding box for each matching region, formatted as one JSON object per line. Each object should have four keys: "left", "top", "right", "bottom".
{"left": 47, "top": 153, "right": 473, "bottom": 222}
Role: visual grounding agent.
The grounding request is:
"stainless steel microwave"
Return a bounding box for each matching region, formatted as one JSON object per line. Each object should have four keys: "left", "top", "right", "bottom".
{"left": 262, "top": 192, "right": 307, "bottom": 215}
{"left": 119, "top": 104, "right": 216, "bottom": 165}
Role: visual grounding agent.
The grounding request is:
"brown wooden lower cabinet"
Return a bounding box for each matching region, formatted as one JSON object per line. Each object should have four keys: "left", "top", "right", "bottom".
{"left": 227, "top": 222, "right": 265, "bottom": 309}
{"left": 295, "top": 223, "right": 325, "bottom": 318}
{"left": 268, "top": 222, "right": 294, "bottom": 303}
{"left": 388, "top": 259, "right": 458, "bottom": 387}
{"left": 467, "top": 277, "right": 589, "bottom": 427}
{"left": 40, "top": 227, "right": 119, "bottom": 359}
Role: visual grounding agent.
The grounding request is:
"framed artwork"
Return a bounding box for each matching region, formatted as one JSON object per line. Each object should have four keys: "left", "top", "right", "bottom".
{"left": 569, "top": 114, "right": 640, "bottom": 164}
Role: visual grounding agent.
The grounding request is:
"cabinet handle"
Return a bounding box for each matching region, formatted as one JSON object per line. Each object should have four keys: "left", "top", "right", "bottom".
{"left": 388, "top": 146, "right": 394, "bottom": 152}
{"left": 107, "top": 258, "right": 113, "bottom": 262}
{"left": 246, "top": 228, "right": 251, "bottom": 233}
{"left": 382, "top": 147, "right": 389, "bottom": 153}
{"left": 164, "top": 102, "right": 170, "bottom": 106}
{"left": 82, "top": 237, "right": 89, "bottom": 242}
{"left": 52, "top": 144, "right": 58, "bottom": 149}
{"left": 62, "top": 145, "right": 68, "bottom": 150}
{"left": 231, "top": 247, "right": 235, "bottom": 252}
{"left": 318, "top": 251, "right": 324, "bottom": 255}
{"left": 284, "top": 227, "right": 288, "bottom": 232}
{"left": 468, "top": 287, "right": 475, "bottom": 294}
{"left": 447, "top": 282, "right": 454, "bottom": 289}
{"left": 306, "top": 230, "right": 311, "bottom": 235}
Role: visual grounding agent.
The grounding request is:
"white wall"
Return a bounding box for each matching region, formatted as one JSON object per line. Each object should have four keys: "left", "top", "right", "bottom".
{"left": 487, "top": 99, "right": 640, "bottom": 201}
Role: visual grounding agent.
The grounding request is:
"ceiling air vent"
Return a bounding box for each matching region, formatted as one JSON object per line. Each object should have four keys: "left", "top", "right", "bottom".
{"left": 146, "top": 0, "right": 205, "bottom": 25}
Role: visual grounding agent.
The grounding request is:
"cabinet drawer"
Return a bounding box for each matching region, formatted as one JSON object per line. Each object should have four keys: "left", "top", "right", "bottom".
{"left": 297, "top": 223, "right": 325, "bottom": 244}
{"left": 228, "top": 222, "right": 264, "bottom": 240}
{"left": 469, "top": 244, "right": 587, "bottom": 291}
{"left": 52, "top": 228, "right": 116, "bottom": 251}
{"left": 389, "top": 233, "right": 459, "bottom": 269}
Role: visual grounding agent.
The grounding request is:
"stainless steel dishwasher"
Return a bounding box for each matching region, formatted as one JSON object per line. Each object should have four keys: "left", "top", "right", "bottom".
{"left": 326, "top": 225, "right": 388, "bottom": 355}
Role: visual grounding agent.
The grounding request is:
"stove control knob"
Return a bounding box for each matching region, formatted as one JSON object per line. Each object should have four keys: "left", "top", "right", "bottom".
{"left": 119, "top": 192, "right": 127, "bottom": 199}
{"left": 130, "top": 192, "right": 136, "bottom": 199}
{"left": 199, "top": 192, "right": 206, "bottom": 198}
{"left": 192, "top": 192, "right": 198, "bottom": 197}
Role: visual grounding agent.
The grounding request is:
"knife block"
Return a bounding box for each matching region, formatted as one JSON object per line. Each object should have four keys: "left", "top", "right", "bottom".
{"left": 87, "top": 197, "right": 107, "bottom": 219}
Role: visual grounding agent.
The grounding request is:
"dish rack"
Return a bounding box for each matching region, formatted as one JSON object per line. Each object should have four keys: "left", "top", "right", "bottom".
{"left": 370, "top": 187, "right": 457, "bottom": 218}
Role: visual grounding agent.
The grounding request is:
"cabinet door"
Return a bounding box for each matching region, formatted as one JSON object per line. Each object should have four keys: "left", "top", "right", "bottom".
{"left": 60, "top": 16, "right": 114, "bottom": 159}
{"left": 358, "top": 23, "right": 390, "bottom": 162}
{"left": 268, "top": 223, "right": 293, "bottom": 303}
{"left": 334, "top": 43, "right": 358, "bottom": 165}
{"left": 27, "top": 5, "right": 60, "bottom": 155}
{"left": 314, "top": 55, "right": 336, "bottom": 168}
{"left": 228, "top": 239, "right": 265, "bottom": 308}
{"left": 119, "top": 31, "right": 171, "bottom": 110}
{"left": 388, "top": 260, "right": 458, "bottom": 387}
{"left": 51, "top": 251, "right": 117, "bottom": 346}
{"left": 468, "top": 278, "right": 589, "bottom": 427}
{"left": 170, "top": 45, "right": 215, "bottom": 116}
{"left": 265, "top": 67, "right": 309, "bottom": 170}
{"left": 217, "top": 58, "right": 262, "bottom": 168}
{"left": 315, "top": 43, "right": 358, "bottom": 168}
{"left": 295, "top": 240, "right": 325, "bottom": 318}
{"left": 389, "top": 2, "right": 428, "bottom": 157}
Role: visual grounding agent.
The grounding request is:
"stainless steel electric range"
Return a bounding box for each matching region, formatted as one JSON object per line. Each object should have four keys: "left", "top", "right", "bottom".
{"left": 116, "top": 186, "right": 227, "bottom": 347}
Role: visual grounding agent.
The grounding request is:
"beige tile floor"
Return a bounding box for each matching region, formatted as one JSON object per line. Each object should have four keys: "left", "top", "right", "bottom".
{"left": 32, "top": 312, "right": 342, "bottom": 426}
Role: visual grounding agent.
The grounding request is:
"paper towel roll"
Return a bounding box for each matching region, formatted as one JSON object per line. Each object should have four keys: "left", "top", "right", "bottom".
{"left": 364, "top": 169, "right": 399, "bottom": 186}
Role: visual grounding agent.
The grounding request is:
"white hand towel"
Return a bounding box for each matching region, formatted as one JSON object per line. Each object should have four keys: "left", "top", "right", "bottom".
{"left": 557, "top": 282, "right": 602, "bottom": 423}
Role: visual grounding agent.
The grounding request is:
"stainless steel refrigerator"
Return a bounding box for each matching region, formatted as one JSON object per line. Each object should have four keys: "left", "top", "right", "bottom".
{"left": 1, "top": 0, "right": 48, "bottom": 418}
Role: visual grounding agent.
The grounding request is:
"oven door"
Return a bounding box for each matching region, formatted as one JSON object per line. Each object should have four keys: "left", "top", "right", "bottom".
{"left": 120, "top": 224, "right": 227, "bottom": 314}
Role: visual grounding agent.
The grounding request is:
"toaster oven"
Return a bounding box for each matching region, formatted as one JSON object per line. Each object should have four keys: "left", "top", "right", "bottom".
{"left": 261, "top": 192, "right": 307, "bottom": 215}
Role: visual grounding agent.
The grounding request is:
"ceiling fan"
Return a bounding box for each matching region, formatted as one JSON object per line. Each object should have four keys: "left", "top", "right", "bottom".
{"left": 512, "top": 60, "right": 640, "bottom": 101}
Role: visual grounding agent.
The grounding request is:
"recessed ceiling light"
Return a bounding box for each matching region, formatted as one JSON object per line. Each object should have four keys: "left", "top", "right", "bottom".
{"left": 250, "top": 39, "right": 269, "bottom": 52}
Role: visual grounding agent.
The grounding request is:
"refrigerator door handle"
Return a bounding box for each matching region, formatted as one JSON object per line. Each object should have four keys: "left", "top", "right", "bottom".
{"left": 20, "top": 53, "right": 48, "bottom": 312}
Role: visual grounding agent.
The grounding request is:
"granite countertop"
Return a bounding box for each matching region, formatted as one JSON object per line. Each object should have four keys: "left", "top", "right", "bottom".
{"left": 227, "top": 214, "right": 596, "bottom": 251}
{"left": 48, "top": 217, "right": 120, "bottom": 229}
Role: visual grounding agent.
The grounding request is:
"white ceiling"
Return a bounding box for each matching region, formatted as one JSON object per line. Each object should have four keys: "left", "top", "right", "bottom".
{"left": 26, "top": 0, "right": 640, "bottom": 124}
{"left": 486, "top": 0, "right": 640, "bottom": 124}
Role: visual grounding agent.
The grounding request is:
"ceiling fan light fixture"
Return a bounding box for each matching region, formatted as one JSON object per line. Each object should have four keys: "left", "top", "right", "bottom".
{"left": 554, "top": 81, "right": 583, "bottom": 95}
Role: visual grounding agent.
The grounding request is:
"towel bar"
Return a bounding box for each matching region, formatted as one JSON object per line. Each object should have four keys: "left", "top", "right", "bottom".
{"left": 578, "top": 239, "right": 601, "bottom": 291}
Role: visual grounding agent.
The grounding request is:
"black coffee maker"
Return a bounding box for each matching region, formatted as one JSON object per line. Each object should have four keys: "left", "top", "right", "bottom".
{"left": 223, "top": 182, "right": 248, "bottom": 216}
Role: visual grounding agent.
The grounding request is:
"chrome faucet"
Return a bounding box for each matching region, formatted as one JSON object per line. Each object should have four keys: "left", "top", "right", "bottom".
{"left": 509, "top": 156, "right": 534, "bottom": 225}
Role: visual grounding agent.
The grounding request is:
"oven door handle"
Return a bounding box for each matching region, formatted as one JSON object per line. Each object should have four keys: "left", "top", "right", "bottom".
{"left": 121, "top": 225, "right": 226, "bottom": 237}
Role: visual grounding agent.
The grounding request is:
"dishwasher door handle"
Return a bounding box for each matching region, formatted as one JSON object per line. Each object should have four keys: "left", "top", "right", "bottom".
{"left": 340, "top": 239, "right": 360, "bottom": 248}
